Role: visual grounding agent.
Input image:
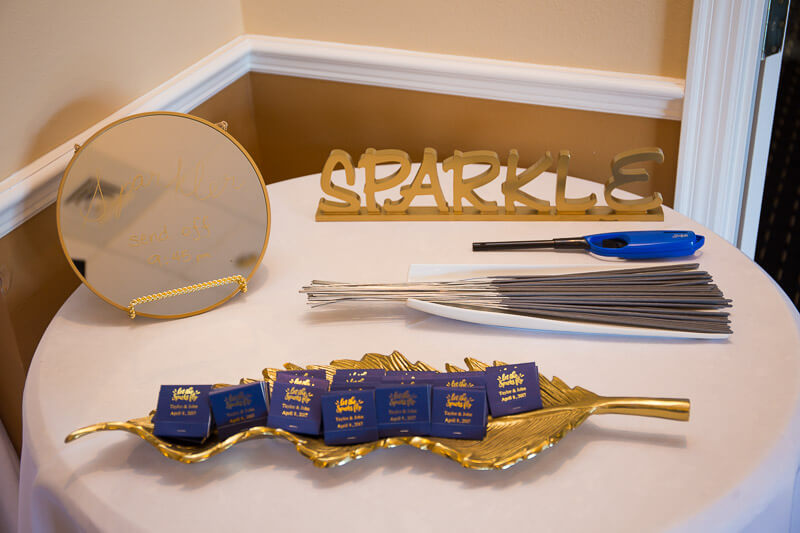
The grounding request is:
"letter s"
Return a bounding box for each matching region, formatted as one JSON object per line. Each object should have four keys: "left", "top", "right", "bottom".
{"left": 318, "top": 150, "right": 361, "bottom": 214}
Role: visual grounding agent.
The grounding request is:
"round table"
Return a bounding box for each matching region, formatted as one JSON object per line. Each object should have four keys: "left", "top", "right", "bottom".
{"left": 19, "top": 167, "right": 800, "bottom": 532}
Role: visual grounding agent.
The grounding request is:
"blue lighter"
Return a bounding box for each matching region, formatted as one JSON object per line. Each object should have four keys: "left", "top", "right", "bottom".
{"left": 473, "top": 230, "right": 705, "bottom": 259}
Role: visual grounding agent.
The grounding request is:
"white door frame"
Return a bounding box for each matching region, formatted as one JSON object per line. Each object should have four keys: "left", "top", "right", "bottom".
{"left": 674, "top": 0, "right": 769, "bottom": 247}
{"left": 739, "top": 47, "right": 786, "bottom": 258}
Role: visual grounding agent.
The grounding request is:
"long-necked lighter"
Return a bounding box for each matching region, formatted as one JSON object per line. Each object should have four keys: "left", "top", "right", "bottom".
{"left": 472, "top": 230, "right": 705, "bottom": 259}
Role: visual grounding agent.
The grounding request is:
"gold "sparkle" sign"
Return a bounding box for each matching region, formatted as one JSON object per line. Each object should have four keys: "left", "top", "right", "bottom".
{"left": 316, "top": 147, "right": 664, "bottom": 221}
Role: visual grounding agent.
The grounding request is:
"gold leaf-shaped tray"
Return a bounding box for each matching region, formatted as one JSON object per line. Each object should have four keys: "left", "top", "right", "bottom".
{"left": 66, "top": 351, "right": 690, "bottom": 469}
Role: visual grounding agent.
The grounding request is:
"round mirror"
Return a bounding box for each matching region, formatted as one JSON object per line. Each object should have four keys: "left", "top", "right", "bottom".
{"left": 57, "top": 112, "right": 270, "bottom": 318}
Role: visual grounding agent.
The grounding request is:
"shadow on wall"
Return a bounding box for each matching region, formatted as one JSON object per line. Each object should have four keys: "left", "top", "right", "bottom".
{"left": 22, "top": 92, "right": 125, "bottom": 175}
{"left": 3, "top": 92, "right": 128, "bottom": 370}
{"left": 189, "top": 75, "right": 264, "bottom": 181}
{"left": 0, "top": 94, "right": 129, "bottom": 450}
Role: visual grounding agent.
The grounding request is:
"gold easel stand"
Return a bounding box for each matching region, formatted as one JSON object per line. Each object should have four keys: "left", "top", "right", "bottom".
{"left": 126, "top": 275, "right": 247, "bottom": 319}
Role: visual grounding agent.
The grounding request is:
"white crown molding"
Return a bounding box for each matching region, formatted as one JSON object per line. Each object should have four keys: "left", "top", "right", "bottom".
{"left": 246, "top": 35, "right": 684, "bottom": 120}
{"left": 673, "top": 0, "right": 767, "bottom": 246}
{"left": 0, "top": 34, "right": 684, "bottom": 239}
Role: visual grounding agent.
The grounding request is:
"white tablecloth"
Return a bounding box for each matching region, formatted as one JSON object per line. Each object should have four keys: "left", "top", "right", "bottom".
{"left": 19, "top": 168, "right": 800, "bottom": 532}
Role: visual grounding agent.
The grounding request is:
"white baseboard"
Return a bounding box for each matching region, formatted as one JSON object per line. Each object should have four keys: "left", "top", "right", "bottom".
{"left": 0, "top": 35, "right": 684, "bottom": 239}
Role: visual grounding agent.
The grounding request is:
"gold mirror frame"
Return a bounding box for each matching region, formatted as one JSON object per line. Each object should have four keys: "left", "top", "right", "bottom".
{"left": 56, "top": 111, "right": 270, "bottom": 319}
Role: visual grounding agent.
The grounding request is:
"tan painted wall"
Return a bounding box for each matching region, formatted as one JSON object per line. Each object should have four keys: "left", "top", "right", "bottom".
{"left": 0, "top": 0, "right": 694, "bottom": 182}
{"left": 246, "top": 73, "right": 680, "bottom": 204}
{"left": 0, "top": 0, "right": 244, "bottom": 181}
{"left": 241, "top": 0, "right": 692, "bottom": 78}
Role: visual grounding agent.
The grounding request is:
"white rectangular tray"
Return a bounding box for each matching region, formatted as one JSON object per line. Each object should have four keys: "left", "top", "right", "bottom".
{"left": 406, "top": 264, "right": 730, "bottom": 340}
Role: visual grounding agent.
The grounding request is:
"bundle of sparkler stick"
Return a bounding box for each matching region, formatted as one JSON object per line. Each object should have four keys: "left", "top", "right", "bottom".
{"left": 300, "top": 263, "right": 731, "bottom": 334}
